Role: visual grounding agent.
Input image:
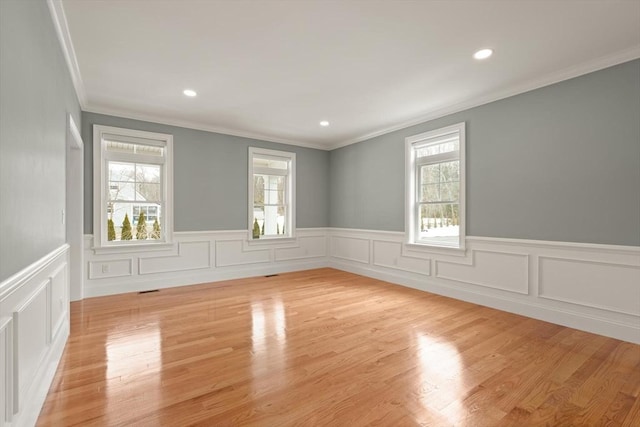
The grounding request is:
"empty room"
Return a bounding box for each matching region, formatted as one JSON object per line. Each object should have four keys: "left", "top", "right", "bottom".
{"left": 1, "top": 0, "right": 639, "bottom": 426}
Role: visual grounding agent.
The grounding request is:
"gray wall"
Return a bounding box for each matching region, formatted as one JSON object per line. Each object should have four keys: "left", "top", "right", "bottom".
{"left": 330, "top": 60, "right": 640, "bottom": 246}
{"left": 82, "top": 112, "right": 330, "bottom": 233}
{"left": 0, "top": 0, "right": 82, "bottom": 281}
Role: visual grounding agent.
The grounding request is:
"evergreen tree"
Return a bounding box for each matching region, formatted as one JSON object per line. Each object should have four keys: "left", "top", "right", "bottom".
{"left": 121, "top": 214, "right": 133, "bottom": 240}
{"left": 261, "top": 222, "right": 265, "bottom": 235}
{"left": 252, "top": 218, "right": 260, "bottom": 239}
{"left": 151, "top": 218, "right": 161, "bottom": 239}
{"left": 276, "top": 223, "right": 280, "bottom": 235}
{"left": 107, "top": 218, "right": 116, "bottom": 241}
{"left": 136, "top": 211, "right": 147, "bottom": 240}
{"left": 282, "top": 223, "right": 285, "bottom": 235}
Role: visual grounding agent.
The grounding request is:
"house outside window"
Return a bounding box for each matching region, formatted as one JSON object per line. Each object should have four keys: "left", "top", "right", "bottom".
{"left": 93, "top": 125, "right": 173, "bottom": 249}
{"left": 248, "top": 147, "right": 295, "bottom": 241}
{"left": 405, "top": 122, "right": 465, "bottom": 250}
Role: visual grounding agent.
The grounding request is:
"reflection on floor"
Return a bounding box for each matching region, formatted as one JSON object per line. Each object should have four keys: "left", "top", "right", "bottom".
{"left": 38, "top": 268, "right": 640, "bottom": 426}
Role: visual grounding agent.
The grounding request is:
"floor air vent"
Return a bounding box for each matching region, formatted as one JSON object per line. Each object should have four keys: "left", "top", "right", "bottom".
{"left": 265, "top": 274, "right": 279, "bottom": 278}
{"left": 139, "top": 289, "right": 159, "bottom": 294}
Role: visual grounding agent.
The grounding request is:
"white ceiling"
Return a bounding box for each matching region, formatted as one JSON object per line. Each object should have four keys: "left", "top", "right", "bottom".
{"left": 57, "top": 0, "right": 640, "bottom": 150}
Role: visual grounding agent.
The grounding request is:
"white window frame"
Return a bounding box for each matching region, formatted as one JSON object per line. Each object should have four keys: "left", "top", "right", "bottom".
{"left": 405, "top": 122, "right": 466, "bottom": 252}
{"left": 248, "top": 147, "right": 296, "bottom": 243}
{"left": 93, "top": 125, "right": 174, "bottom": 253}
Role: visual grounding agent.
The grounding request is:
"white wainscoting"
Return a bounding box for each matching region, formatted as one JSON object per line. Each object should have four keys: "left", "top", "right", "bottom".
{"left": 0, "top": 244, "right": 70, "bottom": 427}
{"left": 82, "top": 228, "right": 640, "bottom": 344}
{"left": 327, "top": 229, "right": 640, "bottom": 344}
{"left": 83, "top": 229, "right": 329, "bottom": 298}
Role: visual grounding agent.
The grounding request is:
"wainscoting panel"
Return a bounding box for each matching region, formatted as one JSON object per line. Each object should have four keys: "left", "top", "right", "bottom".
{"left": 0, "top": 244, "right": 70, "bottom": 427}
{"left": 327, "top": 229, "right": 640, "bottom": 344}
{"left": 83, "top": 229, "right": 329, "bottom": 298}
{"left": 539, "top": 256, "right": 640, "bottom": 316}
{"left": 0, "top": 317, "right": 12, "bottom": 426}
{"left": 88, "top": 258, "right": 132, "bottom": 279}
{"left": 436, "top": 250, "right": 529, "bottom": 294}
{"left": 216, "top": 240, "right": 270, "bottom": 267}
{"left": 330, "top": 235, "right": 370, "bottom": 264}
{"left": 82, "top": 228, "right": 639, "bottom": 343}
{"left": 140, "top": 241, "right": 210, "bottom": 274}
{"left": 49, "top": 265, "right": 68, "bottom": 342}
{"left": 13, "top": 282, "right": 49, "bottom": 413}
{"left": 274, "top": 235, "right": 327, "bottom": 261}
{"left": 373, "top": 240, "right": 431, "bottom": 276}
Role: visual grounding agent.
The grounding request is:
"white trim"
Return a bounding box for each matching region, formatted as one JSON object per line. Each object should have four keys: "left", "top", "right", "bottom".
{"left": 0, "top": 245, "right": 70, "bottom": 427}
{"left": 248, "top": 147, "right": 296, "bottom": 242}
{"left": 82, "top": 229, "right": 328, "bottom": 298}
{"left": 68, "top": 114, "right": 82, "bottom": 150}
{"left": 66, "top": 113, "right": 84, "bottom": 301}
{"left": 46, "top": 0, "right": 87, "bottom": 108}
{"left": 80, "top": 228, "right": 640, "bottom": 343}
{"left": 405, "top": 122, "right": 465, "bottom": 250}
{"left": 467, "top": 235, "right": 640, "bottom": 254}
{"left": 93, "top": 124, "right": 174, "bottom": 251}
{"left": 82, "top": 47, "right": 640, "bottom": 152}
{"left": 327, "top": 228, "right": 640, "bottom": 344}
{"left": 328, "top": 46, "right": 640, "bottom": 150}
{"left": 45, "top": 0, "right": 639, "bottom": 154}
{"left": 84, "top": 105, "right": 328, "bottom": 150}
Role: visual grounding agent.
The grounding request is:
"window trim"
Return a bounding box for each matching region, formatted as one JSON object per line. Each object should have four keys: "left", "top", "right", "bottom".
{"left": 247, "top": 147, "right": 296, "bottom": 243}
{"left": 92, "top": 125, "right": 174, "bottom": 252}
{"left": 405, "top": 122, "right": 466, "bottom": 251}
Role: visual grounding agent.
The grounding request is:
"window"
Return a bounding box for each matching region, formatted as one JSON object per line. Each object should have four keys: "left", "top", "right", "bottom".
{"left": 93, "top": 125, "right": 173, "bottom": 249}
{"left": 248, "top": 147, "right": 295, "bottom": 241}
{"left": 405, "top": 122, "right": 465, "bottom": 249}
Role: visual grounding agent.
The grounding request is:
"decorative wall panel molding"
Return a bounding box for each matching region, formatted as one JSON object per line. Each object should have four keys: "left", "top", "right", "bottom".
{"left": 83, "top": 229, "right": 329, "bottom": 298}
{"left": 0, "top": 317, "right": 13, "bottom": 426}
{"left": 215, "top": 240, "right": 270, "bottom": 267}
{"left": 327, "top": 229, "right": 640, "bottom": 344}
{"left": 88, "top": 258, "right": 132, "bottom": 279}
{"left": 538, "top": 256, "right": 640, "bottom": 316}
{"left": 436, "top": 250, "right": 529, "bottom": 294}
{"left": 140, "top": 241, "right": 210, "bottom": 274}
{"left": 0, "top": 244, "right": 69, "bottom": 427}
{"left": 82, "top": 228, "right": 640, "bottom": 344}
{"left": 372, "top": 240, "right": 431, "bottom": 276}
{"left": 330, "top": 235, "right": 370, "bottom": 264}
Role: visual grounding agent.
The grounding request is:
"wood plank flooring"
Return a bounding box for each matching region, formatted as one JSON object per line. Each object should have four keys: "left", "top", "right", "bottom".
{"left": 37, "top": 268, "right": 640, "bottom": 426}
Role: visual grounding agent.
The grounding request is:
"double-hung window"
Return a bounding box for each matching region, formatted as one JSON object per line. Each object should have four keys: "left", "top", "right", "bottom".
{"left": 248, "top": 147, "right": 295, "bottom": 241}
{"left": 405, "top": 122, "right": 465, "bottom": 249}
{"left": 93, "top": 125, "right": 173, "bottom": 249}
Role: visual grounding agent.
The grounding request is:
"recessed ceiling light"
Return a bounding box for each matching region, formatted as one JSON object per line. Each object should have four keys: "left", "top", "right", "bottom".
{"left": 473, "top": 48, "right": 493, "bottom": 60}
{"left": 320, "top": 120, "right": 330, "bottom": 127}
{"left": 183, "top": 89, "right": 197, "bottom": 97}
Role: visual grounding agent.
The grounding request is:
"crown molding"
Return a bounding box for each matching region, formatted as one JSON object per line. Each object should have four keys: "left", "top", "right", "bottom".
{"left": 82, "top": 105, "right": 330, "bottom": 151}
{"left": 328, "top": 46, "right": 640, "bottom": 150}
{"left": 45, "top": 0, "right": 639, "bottom": 153}
{"left": 47, "top": 0, "right": 87, "bottom": 109}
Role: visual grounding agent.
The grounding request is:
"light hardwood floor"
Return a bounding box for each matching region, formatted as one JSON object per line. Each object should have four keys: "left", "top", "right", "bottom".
{"left": 38, "top": 268, "right": 640, "bottom": 426}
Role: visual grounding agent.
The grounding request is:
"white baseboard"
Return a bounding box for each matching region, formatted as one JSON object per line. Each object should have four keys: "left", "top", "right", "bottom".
{"left": 0, "top": 244, "right": 70, "bottom": 427}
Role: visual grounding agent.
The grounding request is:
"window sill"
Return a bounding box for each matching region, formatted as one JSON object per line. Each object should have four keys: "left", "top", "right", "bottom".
{"left": 92, "top": 241, "right": 176, "bottom": 255}
{"left": 404, "top": 241, "right": 467, "bottom": 257}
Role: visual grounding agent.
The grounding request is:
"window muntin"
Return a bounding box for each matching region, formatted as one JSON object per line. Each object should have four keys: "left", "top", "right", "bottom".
{"left": 406, "top": 123, "right": 465, "bottom": 249}
{"left": 94, "top": 125, "right": 173, "bottom": 248}
{"left": 248, "top": 148, "right": 295, "bottom": 240}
